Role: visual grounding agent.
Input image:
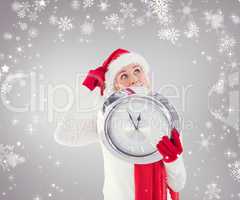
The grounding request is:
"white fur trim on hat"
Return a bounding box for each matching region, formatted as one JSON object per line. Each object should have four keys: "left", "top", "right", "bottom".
{"left": 103, "top": 51, "right": 150, "bottom": 97}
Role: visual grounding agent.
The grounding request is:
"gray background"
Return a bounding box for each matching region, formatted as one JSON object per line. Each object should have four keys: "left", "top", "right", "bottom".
{"left": 0, "top": 0, "right": 239, "bottom": 199}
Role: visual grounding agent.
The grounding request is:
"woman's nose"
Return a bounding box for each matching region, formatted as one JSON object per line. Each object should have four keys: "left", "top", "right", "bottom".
{"left": 130, "top": 75, "right": 139, "bottom": 85}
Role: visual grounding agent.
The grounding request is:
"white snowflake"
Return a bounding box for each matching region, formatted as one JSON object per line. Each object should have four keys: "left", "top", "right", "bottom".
{"left": 146, "top": 0, "right": 172, "bottom": 25}
{"left": 177, "top": 0, "right": 197, "bottom": 21}
{"left": 204, "top": 9, "right": 224, "bottom": 31}
{"left": 58, "top": 16, "right": 74, "bottom": 32}
{"left": 34, "top": 0, "right": 49, "bottom": 12}
{"left": 28, "top": 27, "right": 39, "bottom": 38}
{"left": 80, "top": 21, "right": 95, "bottom": 35}
{"left": 196, "top": 133, "right": 215, "bottom": 151}
{"left": 210, "top": 72, "right": 226, "bottom": 94}
{"left": 83, "top": 0, "right": 94, "bottom": 8}
{"left": 1, "top": 64, "right": 10, "bottom": 73}
{"left": 204, "top": 182, "right": 221, "bottom": 200}
{"left": 17, "top": 1, "right": 31, "bottom": 12}
{"left": 70, "top": 0, "right": 81, "bottom": 10}
{"left": 98, "top": 0, "right": 110, "bottom": 12}
{"left": 11, "top": 1, "right": 23, "bottom": 12}
{"left": 120, "top": 2, "right": 137, "bottom": 19}
{"left": 18, "top": 22, "right": 28, "bottom": 31}
{"left": 148, "top": 0, "right": 169, "bottom": 16}
{"left": 14, "top": 1, "right": 31, "bottom": 18}
{"left": 28, "top": 11, "right": 39, "bottom": 21}
{"left": 224, "top": 149, "right": 237, "bottom": 160}
{"left": 17, "top": 9, "right": 27, "bottom": 18}
{"left": 218, "top": 33, "right": 236, "bottom": 56}
{"left": 132, "top": 16, "right": 145, "bottom": 26}
{"left": 49, "top": 15, "right": 58, "bottom": 26}
{"left": 1, "top": 82, "right": 12, "bottom": 95}
{"left": 33, "top": 195, "right": 42, "bottom": 200}
{"left": 184, "top": 21, "right": 200, "bottom": 38}
{"left": 0, "top": 144, "right": 25, "bottom": 171}
{"left": 157, "top": 28, "right": 180, "bottom": 44}
{"left": 102, "top": 13, "right": 120, "bottom": 30}
{"left": 25, "top": 123, "right": 36, "bottom": 135}
{"left": 228, "top": 160, "right": 240, "bottom": 182}
{"left": 3, "top": 32, "right": 13, "bottom": 40}
{"left": 230, "top": 14, "right": 240, "bottom": 24}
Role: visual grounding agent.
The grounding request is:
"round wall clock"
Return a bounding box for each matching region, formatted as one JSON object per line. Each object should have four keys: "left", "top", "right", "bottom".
{"left": 97, "top": 86, "right": 181, "bottom": 164}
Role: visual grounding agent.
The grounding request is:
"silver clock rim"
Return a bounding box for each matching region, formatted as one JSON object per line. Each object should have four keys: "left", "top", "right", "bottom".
{"left": 100, "top": 92, "right": 181, "bottom": 164}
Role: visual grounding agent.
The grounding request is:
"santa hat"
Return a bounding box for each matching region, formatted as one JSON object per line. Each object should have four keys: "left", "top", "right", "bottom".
{"left": 82, "top": 48, "right": 150, "bottom": 97}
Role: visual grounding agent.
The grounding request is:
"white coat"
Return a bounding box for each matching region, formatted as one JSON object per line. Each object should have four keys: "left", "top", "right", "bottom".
{"left": 54, "top": 88, "right": 187, "bottom": 200}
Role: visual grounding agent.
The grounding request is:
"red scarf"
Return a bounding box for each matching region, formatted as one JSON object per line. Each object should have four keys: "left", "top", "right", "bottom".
{"left": 134, "top": 160, "right": 179, "bottom": 200}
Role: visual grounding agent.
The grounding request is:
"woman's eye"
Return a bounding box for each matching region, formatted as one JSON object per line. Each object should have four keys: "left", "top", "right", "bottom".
{"left": 134, "top": 68, "right": 141, "bottom": 74}
{"left": 120, "top": 74, "right": 128, "bottom": 80}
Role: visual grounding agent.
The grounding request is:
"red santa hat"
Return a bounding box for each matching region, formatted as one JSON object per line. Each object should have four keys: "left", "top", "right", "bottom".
{"left": 82, "top": 48, "right": 150, "bottom": 97}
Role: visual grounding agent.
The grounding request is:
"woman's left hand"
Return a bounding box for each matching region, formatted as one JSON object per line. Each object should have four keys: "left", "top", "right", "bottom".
{"left": 156, "top": 128, "right": 183, "bottom": 163}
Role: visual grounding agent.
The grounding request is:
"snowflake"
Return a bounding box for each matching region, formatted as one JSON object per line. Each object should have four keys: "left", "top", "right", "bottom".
{"left": 33, "top": 195, "right": 43, "bottom": 200}
{"left": 157, "top": 28, "right": 180, "bottom": 44}
{"left": 218, "top": 33, "right": 236, "bottom": 56}
{"left": 177, "top": 0, "right": 197, "bottom": 21}
{"left": 83, "top": 0, "right": 94, "bottom": 8}
{"left": 228, "top": 160, "right": 240, "bottom": 182}
{"left": 25, "top": 123, "right": 36, "bottom": 135}
{"left": 1, "top": 64, "right": 10, "bottom": 73}
{"left": 196, "top": 133, "right": 215, "bottom": 151}
{"left": 58, "top": 16, "right": 74, "bottom": 32}
{"left": 132, "top": 16, "right": 145, "bottom": 26}
{"left": 184, "top": 21, "right": 200, "bottom": 38}
{"left": 16, "top": 46, "right": 24, "bottom": 54}
{"left": 148, "top": 0, "right": 169, "bottom": 15}
{"left": 230, "top": 14, "right": 240, "bottom": 24}
{"left": 28, "top": 11, "right": 39, "bottom": 21}
{"left": 147, "top": 0, "right": 172, "bottom": 24}
{"left": 224, "top": 149, "right": 237, "bottom": 160}
{"left": 120, "top": 2, "right": 137, "bottom": 19}
{"left": 28, "top": 27, "right": 39, "bottom": 38}
{"left": 18, "top": 22, "right": 28, "bottom": 31}
{"left": 34, "top": 0, "right": 49, "bottom": 12}
{"left": 102, "top": 13, "right": 120, "bottom": 30}
{"left": 210, "top": 72, "right": 226, "bottom": 94}
{"left": 80, "top": 21, "right": 95, "bottom": 35}
{"left": 70, "top": 0, "right": 81, "bottom": 10}
{"left": 17, "top": 9, "right": 27, "bottom": 18}
{"left": 3, "top": 32, "right": 13, "bottom": 40}
{"left": 20, "top": 1, "right": 31, "bottom": 12}
{"left": 49, "top": 15, "right": 58, "bottom": 26}
{"left": 52, "top": 31, "right": 64, "bottom": 43}
{"left": 11, "top": 1, "right": 23, "bottom": 12}
{"left": 98, "top": 0, "right": 110, "bottom": 12}
{"left": 14, "top": 1, "right": 31, "bottom": 18}
{"left": 0, "top": 144, "right": 25, "bottom": 171}
{"left": 204, "top": 182, "right": 221, "bottom": 200}
{"left": 204, "top": 9, "right": 224, "bottom": 31}
{"left": 1, "top": 83, "right": 12, "bottom": 95}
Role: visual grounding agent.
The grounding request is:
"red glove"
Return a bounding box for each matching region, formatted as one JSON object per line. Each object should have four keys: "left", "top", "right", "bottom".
{"left": 156, "top": 128, "right": 183, "bottom": 163}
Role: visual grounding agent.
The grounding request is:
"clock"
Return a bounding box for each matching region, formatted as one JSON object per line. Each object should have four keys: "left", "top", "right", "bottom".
{"left": 97, "top": 86, "right": 181, "bottom": 164}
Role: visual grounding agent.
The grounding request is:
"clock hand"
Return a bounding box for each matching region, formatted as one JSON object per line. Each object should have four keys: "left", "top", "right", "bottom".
{"left": 136, "top": 113, "right": 141, "bottom": 130}
{"left": 127, "top": 111, "right": 138, "bottom": 130}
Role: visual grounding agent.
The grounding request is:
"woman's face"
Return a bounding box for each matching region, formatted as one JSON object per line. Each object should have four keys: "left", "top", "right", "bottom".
{"left": 113, "top": 63, "right": 150, "bottom": 91}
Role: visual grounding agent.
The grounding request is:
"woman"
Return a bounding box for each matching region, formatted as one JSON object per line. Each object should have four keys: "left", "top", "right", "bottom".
{"left": 55, "top": 48, "right": 187, "bottom": 200}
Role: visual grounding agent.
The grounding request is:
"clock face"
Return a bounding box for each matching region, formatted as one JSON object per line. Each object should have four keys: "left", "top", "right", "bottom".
{"left": 106, "top": 96, "right": 170, "bottom": 157}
